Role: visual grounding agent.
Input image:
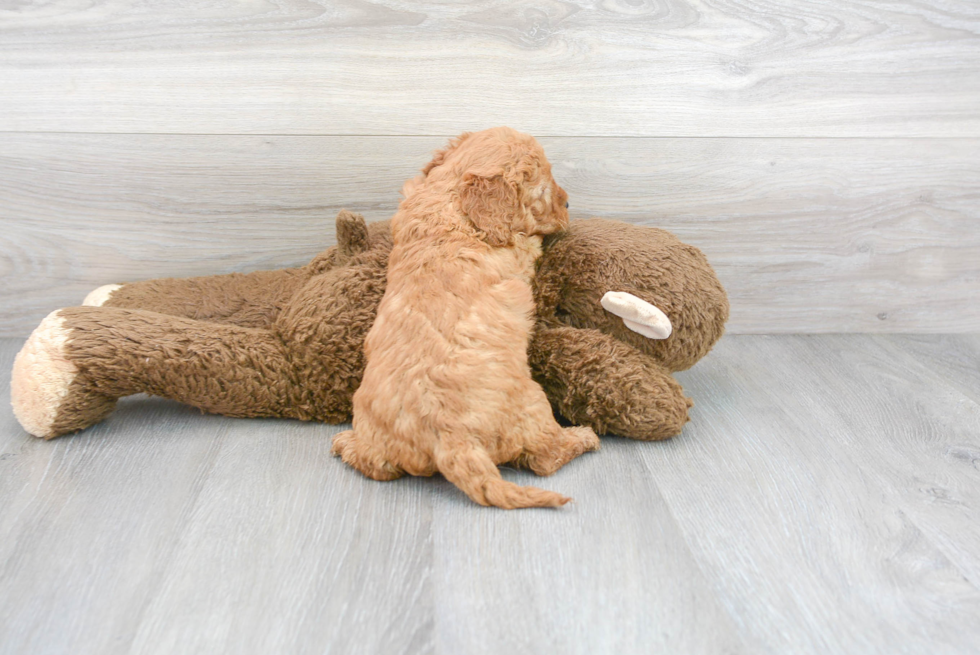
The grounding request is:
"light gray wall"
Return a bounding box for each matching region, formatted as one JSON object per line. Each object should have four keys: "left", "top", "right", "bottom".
{"left": 2, "top": 1, "right": 978, "bottom": 335}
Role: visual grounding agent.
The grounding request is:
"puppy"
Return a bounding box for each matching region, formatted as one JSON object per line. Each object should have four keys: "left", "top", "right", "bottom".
{"left": 331, "top": 127, "right": 599, "bottom": 509}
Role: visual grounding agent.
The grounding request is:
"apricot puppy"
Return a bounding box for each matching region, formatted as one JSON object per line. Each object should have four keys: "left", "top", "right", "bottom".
{"left": 332, "top": 127, "right": 599, "bottom": 508}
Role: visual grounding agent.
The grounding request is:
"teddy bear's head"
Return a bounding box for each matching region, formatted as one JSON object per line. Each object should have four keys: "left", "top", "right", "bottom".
{"left": 534, "top": 218, "right": 729, "bottom": 373}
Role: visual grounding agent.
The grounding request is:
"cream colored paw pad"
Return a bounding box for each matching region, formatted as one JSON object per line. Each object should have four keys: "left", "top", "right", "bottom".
{"left": 10, "top": 310, "right": 78, "bottom": 439}
{"left": 83, "top": 284, "right": 122, "bottom": 307}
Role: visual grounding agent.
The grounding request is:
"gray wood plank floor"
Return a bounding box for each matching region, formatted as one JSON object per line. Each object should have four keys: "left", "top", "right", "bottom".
{"left": 2, "top": 334, "right": 979, "bottom": 654}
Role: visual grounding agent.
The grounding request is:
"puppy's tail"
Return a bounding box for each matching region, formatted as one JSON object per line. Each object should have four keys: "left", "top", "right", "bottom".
{"left": 435, "top": 442, "right": 571, "bottom": 509}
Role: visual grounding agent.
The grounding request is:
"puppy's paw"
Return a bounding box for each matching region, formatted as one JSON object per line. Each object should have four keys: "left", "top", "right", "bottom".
{"left": 330, "top": 429, "right": 354, "bottom": 456}
{"left": 564, "top": 425, "right": 601, "bottom": 453}
{"left": 525, "top": 425, "right": 600, "bottom": 477}
{"left": 331, "top": 429, "right": 402, "bottom": 481}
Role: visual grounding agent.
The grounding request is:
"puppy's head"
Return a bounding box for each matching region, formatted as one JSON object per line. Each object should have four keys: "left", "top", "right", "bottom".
{"left": 423, "top": 127, "right": 569, "bottom": 246}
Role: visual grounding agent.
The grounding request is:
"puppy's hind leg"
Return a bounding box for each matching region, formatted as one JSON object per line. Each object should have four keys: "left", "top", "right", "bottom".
{"left": 331, "top": 429, "right": 403, "bottom": 481}
{"left": 434, "top": 441, "right": 570, "bottom": 509}
{"left": 519, "top": 425, "right": 600, "bottom": 477}
{"left": 512, "top": 386, "right": 600, "bottom": 476}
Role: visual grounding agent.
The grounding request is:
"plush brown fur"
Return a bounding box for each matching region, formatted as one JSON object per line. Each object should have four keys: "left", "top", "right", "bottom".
{"left": 11, "top": 139, "right": 728, "bottom": 447}
{"left": 531, "top": 219, "right": 729, "bottom": 438}
{"left": 332, "top": 128, "right": 597, "bottom": 509}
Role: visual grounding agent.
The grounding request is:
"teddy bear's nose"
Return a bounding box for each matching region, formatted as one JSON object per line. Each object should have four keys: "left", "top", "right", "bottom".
{"left": 565, "top": 202, "right": 569, "bottom": 209}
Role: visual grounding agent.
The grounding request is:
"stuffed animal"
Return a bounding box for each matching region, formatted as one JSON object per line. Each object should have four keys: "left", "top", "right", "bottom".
{"left": 11, "top": 210, "right": 728, "bottom": 441}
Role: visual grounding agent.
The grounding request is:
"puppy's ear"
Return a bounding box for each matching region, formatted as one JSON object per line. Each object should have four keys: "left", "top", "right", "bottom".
{"left": 458, "top": 172, "right": 519, "bottom": 247}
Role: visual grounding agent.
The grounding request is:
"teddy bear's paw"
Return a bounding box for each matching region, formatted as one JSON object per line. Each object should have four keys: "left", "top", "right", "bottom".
{"left": 82, "top": 284, "right": 123, "bottom": 307}
{"left": 11, "top": 310, "right": 115, "bottom": 439}
{"left": 615, "top": 391, "right": 692, "bottom": 442}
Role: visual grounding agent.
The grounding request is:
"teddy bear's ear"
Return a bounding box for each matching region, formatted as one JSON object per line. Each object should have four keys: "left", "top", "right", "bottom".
{"left": 334, "top": 209, "right": 370, "bottom": 265}
{"left": 457, "top": 172, "right": 520, "bottom": 247}
{"left": 601, "top": 291, "right": 673, "bottom": 339}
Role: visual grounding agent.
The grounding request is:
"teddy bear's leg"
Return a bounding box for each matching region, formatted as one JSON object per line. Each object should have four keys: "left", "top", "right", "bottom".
{"left": 85, "top": 268, "right": 312, "bottom": 329}
{"left": 11, "top": 310, "right": 117, "bottom": 439}
{"left": 529, "top": 325, "right": 693, "bottom": 441}
{"left": 11, "top": 305, "right": 309, "bottom": 439}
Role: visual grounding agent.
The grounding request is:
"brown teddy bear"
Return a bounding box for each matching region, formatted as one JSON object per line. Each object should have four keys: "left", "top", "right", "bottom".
{"left": 11, "top": 210, "right": 728, "bottom": 441}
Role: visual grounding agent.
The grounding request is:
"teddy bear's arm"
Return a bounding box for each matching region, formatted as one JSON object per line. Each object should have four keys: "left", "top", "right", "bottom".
{"left": 529, "top": 325, "right": 692, "bottom": 440}
{"left": 96, "top": 268, "right": 313, "bottom": 329}
{"left": 88, "top": 210, "right": 376, "bottom": 329}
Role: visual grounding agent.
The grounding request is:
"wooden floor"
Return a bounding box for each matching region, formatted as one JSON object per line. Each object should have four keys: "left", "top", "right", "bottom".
{"left": 2, "top": 333, "right": 979, "bottom": 654}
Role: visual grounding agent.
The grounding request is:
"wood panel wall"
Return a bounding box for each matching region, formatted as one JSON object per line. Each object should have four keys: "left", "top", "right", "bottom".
{"left": 2, "top": 0, "right": 978, "bottom": 335}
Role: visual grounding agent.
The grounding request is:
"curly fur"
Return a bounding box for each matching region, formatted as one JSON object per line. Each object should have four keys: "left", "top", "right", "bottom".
{"left": 331, "top": 127, "right": 598, "bottom": 509}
